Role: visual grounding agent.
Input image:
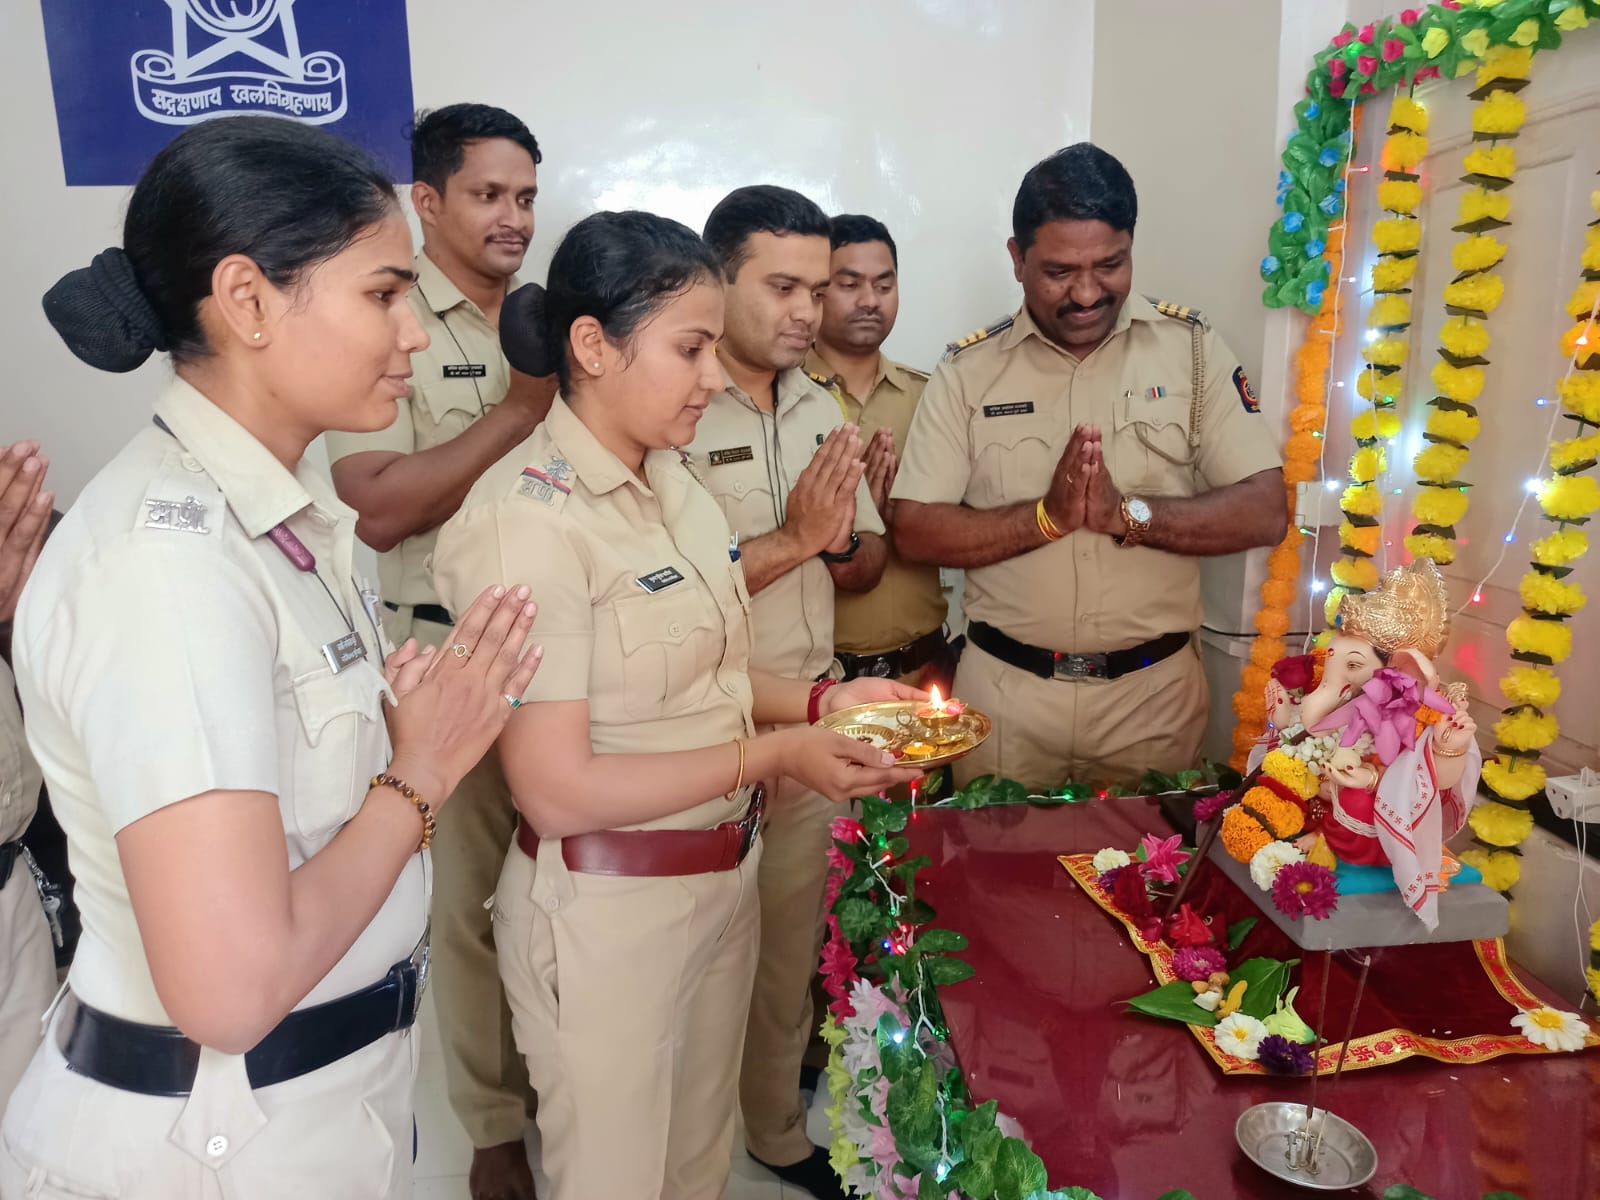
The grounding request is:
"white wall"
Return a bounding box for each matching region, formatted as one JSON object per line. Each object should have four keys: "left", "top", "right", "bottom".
{"left": 0, "top": 0, "right": 1094, "bottom": 504}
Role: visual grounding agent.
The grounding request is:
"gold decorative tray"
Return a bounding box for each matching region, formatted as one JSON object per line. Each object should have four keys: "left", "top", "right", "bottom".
{"left": 817, "top": 700, "right": 992, "bottom": 768}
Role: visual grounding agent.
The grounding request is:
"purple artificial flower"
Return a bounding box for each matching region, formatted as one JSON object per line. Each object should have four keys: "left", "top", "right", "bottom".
{"left": 1193, "top": 790, "right": 1228, "bottom": 823}
{"left": 1172, "top": 945, "right": 1228, "bottom": 982}
{"left": 1097, "top": 865, "right": 1127, "bottom": 892}
{"left": 1272, "top": 862, "right": 1340, "bottom": 921}
{"left": 1257, "top": 1034, "right": 1315, "bottom": 1075}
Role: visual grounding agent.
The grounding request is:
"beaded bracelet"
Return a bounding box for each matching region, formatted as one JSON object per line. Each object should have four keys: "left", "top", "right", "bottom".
{"left": 371, "top": 773, "right": 436, "bottom": 851}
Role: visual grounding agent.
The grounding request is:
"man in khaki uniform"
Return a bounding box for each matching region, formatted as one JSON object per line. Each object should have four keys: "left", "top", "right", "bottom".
{"left": 806, "top": 214, "right": 950, "bottom": 688}
{"left": 0, "top": 440, "right": 55, "bottom": 1112}
{"left": 687, "top": 186, "right": 886, "bottom": 1200}
{"left": 326, "top": 104, "right": 549, "bottom": 1200}
{"left": 894, "top": 144, "right": 1287, "bottom": 789}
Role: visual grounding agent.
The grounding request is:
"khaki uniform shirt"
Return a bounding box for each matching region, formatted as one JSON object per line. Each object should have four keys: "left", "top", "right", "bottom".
{"left": 0, "top": 659, "right": 40, "bottom": 847}
{"left": 14, "top": 378, "right": 426, "bottom": 1027}
{"left": 683, "top": 367, "right": 885, "bottom": 681}
{"left": 804, "top": 349, "right": 947, "bottom": 655}
{"left": 324, "top": 251, "right": 520, "bottom": 619}
{"left": 892, "top": 296, "right": 1281, "bottom": 654}
{"left": 432, "top": 397, "right": 755, "bottom": 833}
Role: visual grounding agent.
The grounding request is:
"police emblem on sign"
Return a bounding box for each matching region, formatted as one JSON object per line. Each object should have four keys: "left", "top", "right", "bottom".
{"left": 518, "top": 456, "right": 573, "bottom": 506}
{"left": 131, "top": 0, "right": 348, "bottom": 126}
{"left": 1233, "top": 366, "right": 1260, "bottom": 413}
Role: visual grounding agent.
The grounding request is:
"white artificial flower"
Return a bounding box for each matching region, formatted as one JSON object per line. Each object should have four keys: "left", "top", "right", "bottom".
{"left": 1511, "top": 1007, "right": 1589, "bottom": 1052}
{"left": 1249, "top": 840, "right": 1306, "bottom": 891}
{"left": 1193, "top": 990, "right": 1222, "bottom": 1012}
{"left": 1215, "top": 1012, "right": 1269, "bottom": 1060}
{"left": 1092, "top": 847, "right": 1133, "bottom": 874}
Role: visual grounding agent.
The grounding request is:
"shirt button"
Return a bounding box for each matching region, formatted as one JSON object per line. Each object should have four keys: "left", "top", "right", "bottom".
{"left": 545, "top": 896, "right": 559, "bottom": 912}
{"left": 733, "top": 481, "right": 747, "bottom": 496}
{"left": 181, "top": 454, "right": 202, "bottom": 473}
{"left": 668, "top": 621, "right": 684, "bottom": 638}
{"left": 206, "top": 1135, "right": 229, "bottom": 1157}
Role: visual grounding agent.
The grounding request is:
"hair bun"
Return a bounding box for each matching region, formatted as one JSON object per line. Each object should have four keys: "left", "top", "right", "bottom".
{"left": 500, "top": 283, "right": 559, "bottom": 378}
{"left": 42, "top": 248, "right": 167, "bottom": 373}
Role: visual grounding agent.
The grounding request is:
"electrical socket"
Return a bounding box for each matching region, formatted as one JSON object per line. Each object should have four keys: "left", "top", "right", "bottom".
{"left": 1546, "top": 769, "right": 1600, "bottom": 822}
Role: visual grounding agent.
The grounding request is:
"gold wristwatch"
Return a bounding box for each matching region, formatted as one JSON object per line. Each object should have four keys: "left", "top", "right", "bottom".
{"left": 1115, "top": 495, "right": 1153, "bottom": 547}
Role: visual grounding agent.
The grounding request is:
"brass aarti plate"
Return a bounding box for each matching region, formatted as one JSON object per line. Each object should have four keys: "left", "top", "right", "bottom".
{"left": 817, "top": 701, "right": 992, "bottom": 768}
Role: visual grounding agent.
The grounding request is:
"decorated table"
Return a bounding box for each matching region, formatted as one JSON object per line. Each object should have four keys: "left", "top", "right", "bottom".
{"left": 825, "top": 795, "right": 1598, "bottom": 1199}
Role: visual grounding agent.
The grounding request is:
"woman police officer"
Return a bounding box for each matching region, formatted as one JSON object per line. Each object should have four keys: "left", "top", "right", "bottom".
{"left": 431, "top": 210, "right": 923, "bottom": 1200}
{"left": 1, "top": 117, "right": 540, "bottom": 1198}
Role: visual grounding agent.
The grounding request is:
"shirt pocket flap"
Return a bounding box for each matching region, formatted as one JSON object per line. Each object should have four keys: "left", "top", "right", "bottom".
{"left": 613, "top": 590, "right": 719, "bottom": 654}
{"left": 290, "top": 663, "right": 384, "bottom": 746}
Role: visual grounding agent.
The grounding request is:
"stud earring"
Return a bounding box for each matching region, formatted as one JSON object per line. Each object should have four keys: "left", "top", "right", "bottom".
{"left": 592, "top": 361, "right": 601, "bottom": 369}
{"left": 252, "top": 332, "right": 263, "bottom": 341}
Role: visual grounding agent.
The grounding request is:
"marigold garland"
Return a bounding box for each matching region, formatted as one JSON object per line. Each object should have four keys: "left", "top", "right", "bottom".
{"left": 1473, "top": 182, "right": 1600, "bottom": 896}
{"left": 1403, "top": 47, "right": 1531, "bottom": 566}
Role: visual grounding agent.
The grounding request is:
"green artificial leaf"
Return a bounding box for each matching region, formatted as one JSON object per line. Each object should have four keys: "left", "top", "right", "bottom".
{"left": 1227, "top": 917, "right": 1259, "bottom": 950}
{"left": 993, "top": 1138, "right": 1050, "bottom": 1200}
{"left": 1234, "top": 957, "right": 1293, "bottom": 1020}
{"left": 1127, "top": 980, "right": 1219, "bottom": 1027}
{"left": 923, "top": 954, "right": 977, "bottom": 987}
{"left": 1052, "top": 1189, "right": 1105, "bottom": 1200}
{"left": 914, "top": 928, "right": 969, "bottom": 954}
{"left": 958, "top": 1098, "right": 999, "bottom": 1140}
{"left": 919, "top": 1171, "right": 948, "bottom": 1200}
{"left": 951, "top": 1153, "right": 996, "bottom": 1197}
{"left": 863, "top": 798, "right": 911, "bottom": 837}
{"left": 886, "top": 836, "right": 910, "bottom": 858}
{"left": 1153, "top": 1192, "right": 1199, "bottom": 1200}
{"left": 837, "top": 896, "right": 884, "bottom": 943}
{"left": 1382, "top": 1188, "right": 1436, "bottom": 1200}
{"left": 902, "top": 897, "right": 936, "bottom": 926}
{"left": 1480, "top": 1194, "right": 1527, "bottom": 1200}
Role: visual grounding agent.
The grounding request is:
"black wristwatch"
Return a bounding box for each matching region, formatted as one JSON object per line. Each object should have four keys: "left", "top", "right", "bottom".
{"left": 819, "top": 531, "right": 860, "bottom": 563}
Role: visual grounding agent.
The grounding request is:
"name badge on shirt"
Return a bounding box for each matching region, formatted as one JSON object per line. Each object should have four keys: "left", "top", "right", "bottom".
{"left": 443, "top": 363, "right": 488, "bottom": 379}
{"left": 635, "top": 566, "right": 686, "bottom": 593}
{"left": 322, "top": 630, "right": 369, "bottom": 674}
{"left": 708, "top": 446, "right": 755, "bottom": 467}
{"left": 982, "top": 402, "right": 1035, "bottom": 418}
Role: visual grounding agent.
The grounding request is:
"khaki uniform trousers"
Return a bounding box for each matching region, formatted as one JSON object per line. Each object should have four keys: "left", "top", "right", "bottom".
{"left": 391, "top": 607, "right": 534, "bottom": 1148}
{"left": 0, "top": 1014, "right": 418, "bottom": 1199}
{"left": 739, "top": 769, "right": 835, "bottom": 1166}
{"left": 953, "top": 639, "right": 1208, "bottom": 790}
{"left": 495, "top": 830, "right": 761, "bottom": 1200}
{"left": 0, "top": 871, "right": 55, "bottom": 1112}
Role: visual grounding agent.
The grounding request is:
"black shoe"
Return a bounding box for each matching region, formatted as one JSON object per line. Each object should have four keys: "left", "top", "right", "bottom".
{"left": 750, "top": 1145, "right": 847, "bottom": 1200}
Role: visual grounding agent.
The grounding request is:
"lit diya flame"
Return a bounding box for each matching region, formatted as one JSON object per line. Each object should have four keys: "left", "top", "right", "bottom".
{"left": 917, "top": 686, "right": 965, "bottom": 721}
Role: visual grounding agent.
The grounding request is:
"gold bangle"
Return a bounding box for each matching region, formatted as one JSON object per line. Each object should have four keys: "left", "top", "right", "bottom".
{"left": 1036, "top": 498, "right": 1064, "bottom": 542}
{"left": 726, "top": 739, "right": 746, "bottom": 801}
{"left": 371, "top": 772, "right": 436, "bottom": 851}
{"left": 1433, "top": 743, "right": 1468, "bottom": 758}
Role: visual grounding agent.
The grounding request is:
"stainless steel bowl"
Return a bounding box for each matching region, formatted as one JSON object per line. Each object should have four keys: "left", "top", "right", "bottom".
{"left": 1235, "top": 1102, "right": 1378, "bottom": 1190}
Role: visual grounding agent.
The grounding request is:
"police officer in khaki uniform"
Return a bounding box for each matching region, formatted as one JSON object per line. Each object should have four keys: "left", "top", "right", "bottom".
{"left": 326, "top": 104, "right": 549, "bottom": 1199}
{"left": 805, "top": 215, "right": 950, "bottom": 688}
{"left": 0, "top": 440, "right": 55, "bottom": 1112}
{"left": 683, "top": 186, "right": 886, "bottom": 1200}
{"left": 894, "top": 144, "right": 1286, "bottom": 789}
{"left": 431, "top": 211, "right": 919, "bottom": 1200}
{"left": 1, "top": 117, "right": 539, "bottom": 1199}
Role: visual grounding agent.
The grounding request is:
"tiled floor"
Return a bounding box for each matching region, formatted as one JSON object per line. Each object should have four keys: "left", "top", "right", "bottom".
{"left": 412, "top": 991, "right": 832, "bottom": 1198}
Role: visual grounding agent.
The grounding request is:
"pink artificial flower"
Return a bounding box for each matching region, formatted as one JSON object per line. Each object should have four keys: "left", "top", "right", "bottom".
{"left": 1357, "top": 53, "right": 1379, "bottom": 75}
{"left": 826, "top": 844, "right": 851, "bottom": 873}
{"left": 1138, "top": 832, "right": 1192, "bottom": 885}
{"left": 821, "top": 869, "right": 844, "bottom": 912}
{"left": 1194, "top": 790, "right": 1228, "bottom": 823}
{"left": 1416, "top": 65, "right": 1441, "bottom": 81}
{"left": 1332, "top": 30, "right": 1354, "bottom": 48}
{"left": 1383, "top": 37, "right": 1405, "bottom": 62}
{"left": 1357, "top": 23, "right": 1375, "bottom": 43}
{"left": 831, "top": 816, "right": 866, "bottom": 844}
{"left": 869, "top": 1074, "right": 891, "bottom": 1121}
{"left": 1441, "top": 0, "right": 1461, "bottom": 8}
{"left": 1272, "top": 862, "right": 1340, "bottom": 921}
{"left": 868, "top": 1122, "right": 899, "bottom": 1167}
{"left": 1400, "top": 8, "right": 1421, "bottom": 25}
{"left": 1172, "top": 944, "right": 1228, "bottom": 981}
{"left": 820, "top": 935, "right": 859, "bottom": 1010}
{"left": 1360, "top": 81, "right": 1377, "bottom": 94}
{"left": 1329, "top": 56, "right": 1348, "bottom": 77}
{"left": 1329, "top": 78, "right": 1348, "bottom": 97}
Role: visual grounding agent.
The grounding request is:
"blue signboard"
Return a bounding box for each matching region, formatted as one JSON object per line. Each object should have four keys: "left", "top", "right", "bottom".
{"left": 40, "top": 1, "right": 415, "bottom": 186}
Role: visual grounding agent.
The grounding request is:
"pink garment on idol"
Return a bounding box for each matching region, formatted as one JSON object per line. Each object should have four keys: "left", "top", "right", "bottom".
{"left": 1309, "top": 667, "right": 1456, "bottom": 766}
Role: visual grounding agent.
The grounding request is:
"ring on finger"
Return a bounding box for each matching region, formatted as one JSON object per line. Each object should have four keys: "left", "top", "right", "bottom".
{"left": 451, "top": 643, "right": 471, "bottom": 660}
{"left": 503, "top": 694, "right": 522, "bottom": 709}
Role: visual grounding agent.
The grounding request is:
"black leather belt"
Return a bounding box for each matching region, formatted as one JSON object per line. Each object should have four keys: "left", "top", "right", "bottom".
{"left": 967, "top": 621, "right": 1190, "bottom": 682}
{"left": 384, "top": 600, "right": 453, "bottom": 627}
{"left": 836, "top": 628, "right": 949, "bottom": 681}
{"left": 0, "top": 839, "right": 19, "bottom": 890}
{"left": 57, "top": 941, "right": 429, "bottom": 1096}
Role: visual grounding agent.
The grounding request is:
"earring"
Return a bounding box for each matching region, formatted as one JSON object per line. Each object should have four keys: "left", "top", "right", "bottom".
{"left": 252, "top": 331, "right": 263, "bottom": 341}
{"left": 592, "top": 361, "right": 601, "bottom": 369}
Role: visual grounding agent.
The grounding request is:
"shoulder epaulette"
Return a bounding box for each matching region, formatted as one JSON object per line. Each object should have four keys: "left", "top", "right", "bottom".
{"left": 805, "top": 368, "right": 839, "bottom": 390}
{"left": 943, "top": 315, "right": 1015, "bottom": 360}
{"left": 1148, "top": 298, "right": 1209, "bottom": 329}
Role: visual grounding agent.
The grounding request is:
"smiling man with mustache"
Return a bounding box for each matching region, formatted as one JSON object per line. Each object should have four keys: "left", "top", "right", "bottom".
{"left": 325, "top": 103, "right": 549, "bottom": 1200}
{"left": 892, "top": 143, "right": 1287, "bottom": 791}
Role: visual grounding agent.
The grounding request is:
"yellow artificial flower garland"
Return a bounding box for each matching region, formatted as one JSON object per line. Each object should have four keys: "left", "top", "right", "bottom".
{"left": 1326, "top": 96, "right": 1428, "bottom": 627}
{"left": 1470, "top": 182, "right": 1600, "bottom": 895}
{"left": 1404, "top": 48, "right": 1532, "bottom": 567}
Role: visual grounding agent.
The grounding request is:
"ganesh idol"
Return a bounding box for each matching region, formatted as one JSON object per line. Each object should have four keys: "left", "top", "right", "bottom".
{"left": 1242, "top": 559, "right": 1482, "bottom": 929}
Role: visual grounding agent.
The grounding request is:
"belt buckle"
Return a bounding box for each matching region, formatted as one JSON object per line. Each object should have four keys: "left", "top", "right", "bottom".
{"left": 738, "top": 787, "right": 765, "bottom": 857}
{"left": 408, "top": 933, "right": 431, "bottom": 1026}
{"left": 1053, "top": 652, "right": 1105, "bottom": 680}
{"left": 868, "top": 657, "right": 894, "bottom": 679}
